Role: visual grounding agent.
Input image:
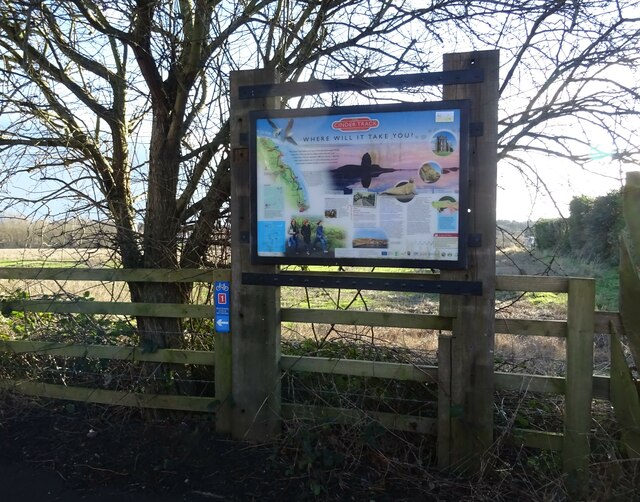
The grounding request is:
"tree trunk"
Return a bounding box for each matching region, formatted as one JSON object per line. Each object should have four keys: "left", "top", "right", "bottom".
{"left": 136, "top": 107, "right": 185, "bottom": 350}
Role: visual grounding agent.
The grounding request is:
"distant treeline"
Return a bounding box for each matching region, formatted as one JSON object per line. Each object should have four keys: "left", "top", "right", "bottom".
{"left": 534, "top": 189, "right": 623, "bottom": 263}
{"left": 0, "top": 217, "right": 117, "bottom": 249}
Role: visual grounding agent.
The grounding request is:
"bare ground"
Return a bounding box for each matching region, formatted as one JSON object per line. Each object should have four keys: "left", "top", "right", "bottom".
{"left": 0, "top": 395, "right": 308, "bottom": 501}
{"left": 0, "top": 394, "right": 503, "bottom": 502}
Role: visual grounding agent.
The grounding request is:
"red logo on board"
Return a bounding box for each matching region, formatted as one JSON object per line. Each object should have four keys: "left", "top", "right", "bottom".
{"left": 332, "top": 117, "right": 379, "bottom": 132}
{"left": 217, "top": 293, "right": 227, "bottom": 305}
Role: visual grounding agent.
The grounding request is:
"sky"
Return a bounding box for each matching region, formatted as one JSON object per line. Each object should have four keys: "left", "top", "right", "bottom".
{"left": 496, "top": 152, "right": 630, "bottom": 222}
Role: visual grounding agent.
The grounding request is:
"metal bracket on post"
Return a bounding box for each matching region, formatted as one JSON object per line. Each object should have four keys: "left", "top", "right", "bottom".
{"left": 242, "top": 272, "right": 483, "bottom": 296}
{"left": 469, "top": 122, "right": 484, "bottom": 137}
{"left": 468, "top": 234, "right": 482, "bottom": 248}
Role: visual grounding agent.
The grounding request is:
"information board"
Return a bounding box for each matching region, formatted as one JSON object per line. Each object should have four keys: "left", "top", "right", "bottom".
{"left": 250, "top": 100, "right": 469, "bottom": 269}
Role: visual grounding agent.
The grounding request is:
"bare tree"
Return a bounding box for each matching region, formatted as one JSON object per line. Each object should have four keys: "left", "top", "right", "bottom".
{"left": 0, "top": 0, "right": 638, "bottom": 347}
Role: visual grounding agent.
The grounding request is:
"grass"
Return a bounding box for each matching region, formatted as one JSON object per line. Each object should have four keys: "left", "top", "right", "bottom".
{"left": 523, "top": 291, "right": 568, "bottom": 306}
{"left": 550, "top": 254, "right": 620, "bottom": 311}
{"left": 280, "top": 264, "right": 439, "bottom": 311}
{"left": 0, "top": 260, "right": 84, "bottom": 268}
{"left": 281, "top": 285, "right": 436, "bottom": 312}
{"left": 594, "top": 267, "right": 620, "bottom": 311}
{"left": 0, "top": 248, "right": 112, "bottom": 268}
{"left": 498, "top": 246, "right": 620, "bottom": 311}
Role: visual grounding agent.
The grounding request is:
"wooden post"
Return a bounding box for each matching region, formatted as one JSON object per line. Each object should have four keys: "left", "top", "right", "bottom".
{"left": 609, "top": 323, "right": 640, "bottom": 459}
{"left": 438, "top": 50, "right": 499, "bottom": 471}
{"left": 437, "top": 334, "right": 452, "bottom": 469}
{"left": 563, "top": 278, "right": 595, "bottom": 498}
{"left": 620, "top": 234, "right": 640, "bottom": 372}
{"left": 214, "top": 320, "right": 232, "bottom": 434}
{"left": 623, "top": 172, "right": 640, "bottom": 266}
{"left": 613, "top": 171, "right": 640, "bottom": 460}
{"left": 229, "top": 69, "right": 281, "bottom": 440}
{"left": 620, "top": 172, "right": 640, "bottom": 366}
{"left": 213, "top": 269, "right": 232, "bottom": 434}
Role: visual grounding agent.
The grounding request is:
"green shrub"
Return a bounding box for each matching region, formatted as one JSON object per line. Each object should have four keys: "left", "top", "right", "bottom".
{"left": 569, "top": 196, "right": 593, "bottom": 254}
{"left": 584, "top": 190, "right": 623, "bottom": 263}
{"left": 533, "top": 218, "right": 568, "bottom": 251}
{"left": 1, "top": 289, "right": 136, "bottom": 344}
{"left": 535, "top": 190, "right": 623, "bottom": 265}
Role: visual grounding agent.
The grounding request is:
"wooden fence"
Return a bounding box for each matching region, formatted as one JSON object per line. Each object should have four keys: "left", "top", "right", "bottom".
{"left": 0, "top": 268, "right": 226, "bottom": 413}
{"left": 0, "top": 269, "right": 635, "bottom": 460}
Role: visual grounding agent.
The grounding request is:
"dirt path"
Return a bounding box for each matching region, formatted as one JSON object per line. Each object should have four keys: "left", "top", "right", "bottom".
{"left": 0, "top": 462, "right": 184, "bottom": 501}
{"left": 0, "top": 397, "right": 303, "bottom": 501}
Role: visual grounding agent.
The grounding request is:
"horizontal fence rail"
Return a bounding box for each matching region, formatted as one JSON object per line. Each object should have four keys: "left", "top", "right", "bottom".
{"left": 280, "top": 355, "right": 612, "bottom": 400}
{"left": 2, "top": 300, "right": 213, "bottom": 318}
{"left": 0, "top": 380, "right": 219, "bottom": 412}
{"left": 0, "top": 267, "right": 228, "bottom": 282}
{"left": 0, "top": 340, "right": 215, "bottom": 365}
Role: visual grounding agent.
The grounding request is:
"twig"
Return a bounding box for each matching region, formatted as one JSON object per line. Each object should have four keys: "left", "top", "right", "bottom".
{"left": 74, "top": 463, "right": 128, "bottom": 476}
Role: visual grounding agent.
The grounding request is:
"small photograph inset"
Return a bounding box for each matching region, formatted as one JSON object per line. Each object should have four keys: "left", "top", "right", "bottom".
{"left": 432, "top": 195, "right": 459, "bottom": 214}
{"left": 419, "top": 162, "right": 442, "bottom": 184}
{"left": 380, "top": 179, "right": 416, "bottom": 203}
{"left": 431, "top": 131, "right": 457, "bottom": 156}
{"left": 352, "top": 228, "right": 388, "bottom": 249}
{"left": 352, "top": 191, "right": 377, "bottom": 208}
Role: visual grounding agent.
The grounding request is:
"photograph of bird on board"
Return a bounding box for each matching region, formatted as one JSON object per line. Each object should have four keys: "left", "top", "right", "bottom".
{"left": 252, "top": 102, "right": 468, "bottom": 268}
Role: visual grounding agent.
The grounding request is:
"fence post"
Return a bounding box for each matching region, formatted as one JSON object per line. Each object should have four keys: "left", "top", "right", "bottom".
{"left": 439, "top": 50, "right": 499, "bottom": 472}
{"left": 612, "top": 170, "right": 640, "bottom": 460}
{"left": 437, "top": 334, "right": 452, "bottom": 469}
{"left": 229, "top": 69, "right": 281, "bottom": 440}
{"left": 609, "top": 323, "right": 640, "bottom": 458}
{"left": 215, "top": 317, "right": 232, "bottom": 434}
{"left": 623, "top": 172, "right": 640, "bottom": 266}
{"left": 620, "top": 171, "right": 640, "bottom": 366}
{"left": 563, "top": 278, "right": 595, "bottom": 498}
{"left": 212, "top": 269, "right": 232, "bottom": 434}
